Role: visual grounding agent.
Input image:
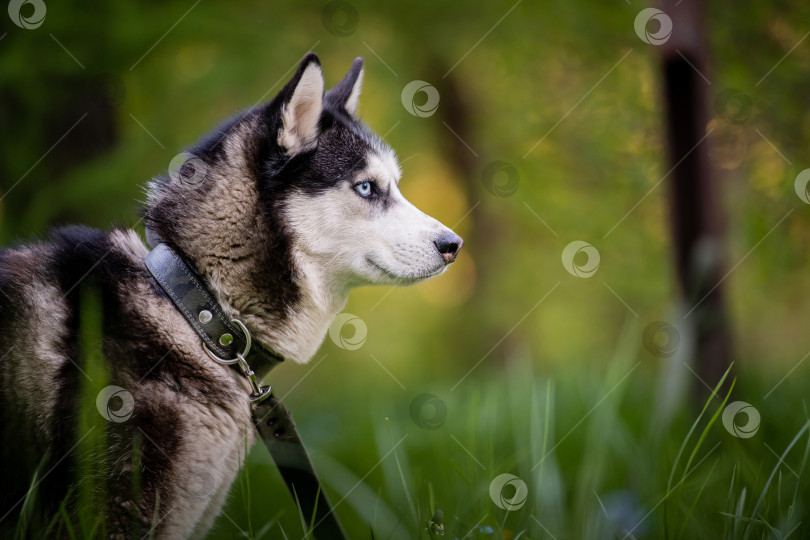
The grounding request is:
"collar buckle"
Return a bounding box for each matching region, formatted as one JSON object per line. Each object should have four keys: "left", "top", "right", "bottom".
{"left": 204, "top": 318, "right": 272, "bottom": 403}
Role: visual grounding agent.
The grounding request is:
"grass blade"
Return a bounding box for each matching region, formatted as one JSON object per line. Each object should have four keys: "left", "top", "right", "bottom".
{"left": 743, "top": 420, "right": 810, "bottom": 540}
{"left": 664, "top": 364, "right": 733, "bottom": 537}
{"left": 676, "top": 458, "right": 718, "bottom": 540}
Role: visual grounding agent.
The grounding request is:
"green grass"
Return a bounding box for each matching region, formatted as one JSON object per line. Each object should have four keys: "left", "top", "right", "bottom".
{"left": 206, "top": 349, "right": 810, "bottom": 538}
{"left": 10, "top": 315, "right": 810, "bottom": 539}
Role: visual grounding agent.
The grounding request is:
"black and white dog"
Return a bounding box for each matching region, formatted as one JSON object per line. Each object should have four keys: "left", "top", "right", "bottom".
{"left": 0, "top": 53, "right": 462, "bottom": 538}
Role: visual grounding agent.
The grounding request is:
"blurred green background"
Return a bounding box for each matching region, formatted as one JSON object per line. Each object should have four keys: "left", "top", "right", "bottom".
{"left": 2, "top": 0, "right": 810, "bottom": 538}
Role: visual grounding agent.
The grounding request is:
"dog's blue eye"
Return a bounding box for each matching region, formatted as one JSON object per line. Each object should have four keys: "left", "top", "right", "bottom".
{"left": 354, "top": 181, "right": 374, "bottom": 198}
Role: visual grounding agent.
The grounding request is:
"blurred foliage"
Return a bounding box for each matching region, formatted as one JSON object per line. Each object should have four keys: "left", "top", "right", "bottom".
{"left": 2, "top": 0, "right": 810, "bottom": 538}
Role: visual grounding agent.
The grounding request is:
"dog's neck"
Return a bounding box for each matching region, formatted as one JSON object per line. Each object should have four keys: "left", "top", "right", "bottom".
{"left": 174, "top": 225, "right": 348, "bottom": 374}
{"left": 144, "top": 137, "right": 349, "bottom": 371}
{"left": 150, "top": 227, "right": 349, "bottom": 373}
{"left": 204, "top": 246, "right": 348, "bottom": 373}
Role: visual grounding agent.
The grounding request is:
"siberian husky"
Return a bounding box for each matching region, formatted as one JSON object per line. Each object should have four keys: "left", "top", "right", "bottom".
{"left": 0, "top": 53, "right": 463, "bottom": 538}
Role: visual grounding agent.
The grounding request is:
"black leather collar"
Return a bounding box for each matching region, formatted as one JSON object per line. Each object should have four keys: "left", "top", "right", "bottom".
{"left": 144, "top": 243, "right": 284, "bottom": 371}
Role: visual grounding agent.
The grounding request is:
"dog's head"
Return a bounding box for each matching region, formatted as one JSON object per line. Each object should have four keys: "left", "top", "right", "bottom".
{"left": 147, "top": 53, "right": 462, "bottom": 290}
{"left": 144, "top": 54, "right": 463, "bottom": 360}
{"left": 267, "top": 53, "right": 463, "bottom": 287}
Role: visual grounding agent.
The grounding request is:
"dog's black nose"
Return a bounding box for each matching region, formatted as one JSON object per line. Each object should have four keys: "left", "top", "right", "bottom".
{"left": 434, "top": 232, "right": 463, "bottom": 263}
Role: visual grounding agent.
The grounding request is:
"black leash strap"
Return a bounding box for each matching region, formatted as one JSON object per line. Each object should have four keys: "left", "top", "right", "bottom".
{"left": 253, "top": 397, "right": 348, "bottom": 539}
{"left": 143, "top": 243, "right": 347, "bottom": 539}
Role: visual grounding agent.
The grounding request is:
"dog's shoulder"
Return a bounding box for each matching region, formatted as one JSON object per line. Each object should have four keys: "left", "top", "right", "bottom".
{"left": 0, "top": 225, "right": 155, "bottom": 403}
{"left": 0, "top": 225, "right": 145, "bottom": 296}
{"left": 0, "top": 226, "right": 251, "bottom": 535}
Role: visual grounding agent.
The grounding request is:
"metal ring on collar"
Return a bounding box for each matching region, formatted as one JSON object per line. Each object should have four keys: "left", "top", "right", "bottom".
{"left": 204, "top": 318, "right": 252, "bottom": 365}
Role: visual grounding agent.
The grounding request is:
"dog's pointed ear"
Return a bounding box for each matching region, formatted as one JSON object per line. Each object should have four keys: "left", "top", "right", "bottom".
{"left": 325, "top": 57, "right": 364, "bottom": 117}
{"left": 278, "top": 53, "right": 324, "bottom": 154}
